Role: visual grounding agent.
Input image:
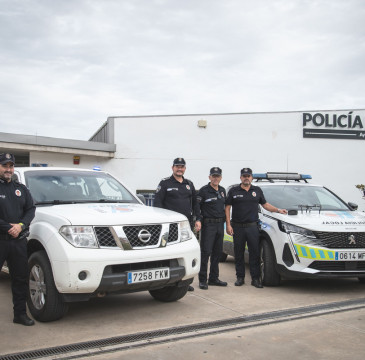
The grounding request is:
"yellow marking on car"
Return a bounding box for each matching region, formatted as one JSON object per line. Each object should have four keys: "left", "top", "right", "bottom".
{"left": 294, "top": 244, "right": 335, "bottom": 260}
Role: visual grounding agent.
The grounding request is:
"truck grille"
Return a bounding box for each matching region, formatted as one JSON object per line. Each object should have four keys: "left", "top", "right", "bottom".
{"left": 313, "top": 231, "right": 365, "bottom": 249}
{"left": 94, "top": 224, "right": 178, "bottom": 248}
{"left": 309, "top": 261, "right": 365, "bottom": 271}
{"left": 95, "top": 227, "right": 117, "bottom": 247}
{"left": 168, "top": 223, "right": 179, "bottom": 243}
{"left": 123, "top": 225, "right": 162, "bottom": 247}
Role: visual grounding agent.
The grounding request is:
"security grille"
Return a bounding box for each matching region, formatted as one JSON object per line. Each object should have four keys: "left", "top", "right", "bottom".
{"left": 312, "top": 231, "right": 365, "bottom": 249}
{"left": 309, "top": 261, "right": 365, "bottom": 271}
{"left": 123, "top": 225, "right": 162, "bottom": 247}
{"left": 95, "top": 227, "right": 117, "bottom": 247}
{"left": 168, "top": 223, "right": 179, "bottom": 243}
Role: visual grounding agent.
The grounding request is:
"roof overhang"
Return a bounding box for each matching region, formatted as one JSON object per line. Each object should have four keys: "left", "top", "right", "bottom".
{"left": 0, "top": 132, "right": 116, "bottom": 158}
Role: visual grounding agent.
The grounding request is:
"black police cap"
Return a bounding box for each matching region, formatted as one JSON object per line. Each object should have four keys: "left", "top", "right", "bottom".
{"left": 0, "top": 153, "right": 15, "bottom": 165}
{"left": 173, "top": 158, "right": 186, "bottom": 166}
{"left": 210, "top": 167, "right": 222, "bottom": 176}
{"left": 240, "top": 167, "right": 252, "bottom": 176}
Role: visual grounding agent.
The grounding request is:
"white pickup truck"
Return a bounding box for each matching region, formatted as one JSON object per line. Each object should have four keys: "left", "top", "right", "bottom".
{"left": 7, "top": 167, "right": 200, "bottom": 322}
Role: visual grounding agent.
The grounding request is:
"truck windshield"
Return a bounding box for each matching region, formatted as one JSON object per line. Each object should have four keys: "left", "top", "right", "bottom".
{"left": 24, "top": 170, "right": 138, "bottom": 204}
{"left": 261, "top": 185, "right": 350, "bottom": 211}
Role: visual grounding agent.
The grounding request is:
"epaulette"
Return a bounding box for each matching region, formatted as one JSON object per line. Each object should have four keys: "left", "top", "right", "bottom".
{"left": 160, "top": 176, "right": 170, "bottom": 182}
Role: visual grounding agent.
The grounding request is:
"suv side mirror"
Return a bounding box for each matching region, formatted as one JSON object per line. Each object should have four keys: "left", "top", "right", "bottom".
{"left": 348, "top": 202, "right": 358, "bottom": 211}
{"left": 136, "top": 194, "right": 146, "bottom": 205}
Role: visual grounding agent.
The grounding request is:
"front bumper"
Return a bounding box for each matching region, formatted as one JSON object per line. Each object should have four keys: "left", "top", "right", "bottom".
{"left": 61, "top": 259, "right": 193, "bottom": 302}
{"left": 277, "top": 263, "right": 365, "bottom": 279}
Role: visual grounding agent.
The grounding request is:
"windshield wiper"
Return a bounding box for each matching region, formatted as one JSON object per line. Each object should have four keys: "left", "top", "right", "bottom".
{"left": 35, "top": 199, "right": 136, "bottom": 205}
{"left": 35, "top": 200, "right": 77, "bottom": 205}
{"left": 297, "top": 204, "right": 322, "bottom": 214}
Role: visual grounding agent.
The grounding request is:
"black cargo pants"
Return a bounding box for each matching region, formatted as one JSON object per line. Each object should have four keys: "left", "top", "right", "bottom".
{"left": 198, "top": 221, "right": 224, "bottom": 283}
{"left": 0, "top": 236, "right": 29, "bottom": 316}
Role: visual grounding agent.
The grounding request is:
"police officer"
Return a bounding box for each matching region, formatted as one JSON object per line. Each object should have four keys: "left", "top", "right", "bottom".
{"left": 0, "top": 153, "right": 36, "bottom": 325}
{"left": 154, "top": 157, "right": 200, "bottom": 291}
{"left": 196, "top": 167, "right": 227, "bottom": 290}
{"left": 225, "top": 168, "right": 287, "bottom": 288}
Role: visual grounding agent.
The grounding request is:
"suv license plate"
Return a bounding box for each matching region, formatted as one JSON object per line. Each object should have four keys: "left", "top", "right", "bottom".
{"left": 335, "top": 251, "right": 365, "bottom": 261}
{"left": 128, "top": 268, "right": 170, "bottom": 284}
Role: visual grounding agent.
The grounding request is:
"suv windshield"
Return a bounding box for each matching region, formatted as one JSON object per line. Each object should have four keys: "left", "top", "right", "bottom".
{"left": 24, "top": 170, "right": 138, "bottom": 204}
{"left": 260, "top": 185, "right": 349, "bottom": 211}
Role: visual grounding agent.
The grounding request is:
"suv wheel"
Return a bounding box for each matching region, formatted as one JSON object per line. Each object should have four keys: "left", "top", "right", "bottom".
{"left": 27, "top": 251, "right": 69, "bottom": 322}
{"left": 260, "top": 240, "right": 281, "bottom": 286}
{"left": 149, "top": 283, "right": 189, "bottom": 302}
{"left": 359, "top": 277, "right": 365, "bottom": 284}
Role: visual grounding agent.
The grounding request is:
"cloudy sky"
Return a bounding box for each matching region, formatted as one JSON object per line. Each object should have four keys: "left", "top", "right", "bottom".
{"left": 1, "top": 0, "right": 364, "bottom": 140}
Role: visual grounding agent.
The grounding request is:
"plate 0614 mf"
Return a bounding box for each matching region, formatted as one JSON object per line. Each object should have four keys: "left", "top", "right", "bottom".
{"left": 128, "top": 268, "right": 170, "bottom": 284}
{"left": 335, "top": 251, "right": 365, "bottom": 260}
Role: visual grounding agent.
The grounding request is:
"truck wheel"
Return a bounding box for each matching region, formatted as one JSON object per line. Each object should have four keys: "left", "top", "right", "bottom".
{"left": 219, "top": 252, "right": 228, "bottom": 263}
{"left": 260, "top": 240, "right": 281, "bottom": 286}
{"left": 359, "top": 277, "right": 365, "bottom": 284}
{"left": 27, "top": 251, "right": 69, "bottom": 322}
{"left": 149, "top": 283, "right": 189, "bottom": 302}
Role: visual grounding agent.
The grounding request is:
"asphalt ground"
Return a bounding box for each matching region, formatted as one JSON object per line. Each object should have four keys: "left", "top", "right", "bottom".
{"left": 1, "top": 256, "right": 365, "bottom": 360}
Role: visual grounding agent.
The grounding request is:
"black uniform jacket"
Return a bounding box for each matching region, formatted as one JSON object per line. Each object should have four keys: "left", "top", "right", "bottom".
{"left": 225, "top": 184, "right": 266, "bottom": 223}
{"left": 0, "top": 178, "right": 36, "bottom": 235}
{"left": 154, "top": 175, "right": 199, "bottom": 220}
{"left": 196, "top": 183, "right": 226, "bottom": 222}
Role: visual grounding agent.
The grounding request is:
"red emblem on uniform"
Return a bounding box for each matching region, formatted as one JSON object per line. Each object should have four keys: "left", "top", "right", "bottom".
{"left": 186, "top": 185, "right": 190, "bottom": 190}
{"left": 15, "top": 189, "right": 21, "bottom": 197}
{"left": 221, "top": 192, "right": 225, "bottom": 197}
{"left": 252, "top": 192, "right": 256, "bottom": 197}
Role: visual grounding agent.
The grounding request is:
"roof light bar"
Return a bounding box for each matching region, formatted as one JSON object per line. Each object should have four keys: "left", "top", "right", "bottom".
{"left": 253, "top": 172, "right": 312, "bottom": 181}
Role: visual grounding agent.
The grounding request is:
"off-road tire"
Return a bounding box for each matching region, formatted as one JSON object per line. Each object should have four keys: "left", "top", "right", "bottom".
{"left": 27, "top": 250, "right": 69, "bottom": 322}
{"left": 149, "top": 283, "right": 189, "bottom": 302}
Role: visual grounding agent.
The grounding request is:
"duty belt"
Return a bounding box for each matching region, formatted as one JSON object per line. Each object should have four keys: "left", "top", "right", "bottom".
{"left": 203, "top": 217, "right": 225, "bottom": 224}
{"left": 231, "top": 221, "right": 257, "bottom": 228}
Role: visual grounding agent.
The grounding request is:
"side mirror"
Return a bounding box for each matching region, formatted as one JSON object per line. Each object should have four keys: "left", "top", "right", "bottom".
{"left": 136, "top": 194, "right": 146, "bottom": 205}
{"left": 348, "top": 202, "right": 358, "bottom": 211}
{"left": 288, "top": 209, "right": 298, "bottom": 216}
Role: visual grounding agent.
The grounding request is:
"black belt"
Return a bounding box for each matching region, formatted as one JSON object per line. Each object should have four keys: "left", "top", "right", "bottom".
{"left": 231, "top": 221, "right": 257, "bottom": 228}
{"left": 203, "top": 217, "right": 225, "bottom": 224}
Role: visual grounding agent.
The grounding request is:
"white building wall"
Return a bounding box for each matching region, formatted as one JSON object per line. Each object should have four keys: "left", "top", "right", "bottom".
{"left": 29, "top": 151, "right": 109, "bottom": 170}
{"left": 103, "top": 110, "right": 365, "bottom": 211}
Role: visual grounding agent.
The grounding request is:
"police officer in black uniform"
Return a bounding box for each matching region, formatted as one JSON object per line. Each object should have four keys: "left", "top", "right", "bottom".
{"left": 0, "top": 153, "right": 36, "bottom": 325}
{"left": 196, "top": 167, "right": 227, "bottom": 290}
{"left": 154, "top": 157, "right": 200, "bottom": 291}
{"left": 225, "top": 168, "right": 287, "bottom": 288}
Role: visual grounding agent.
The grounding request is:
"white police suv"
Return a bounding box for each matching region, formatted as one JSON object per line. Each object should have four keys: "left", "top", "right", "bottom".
{"left": 222, "top": 172, "right": 365, "bottom": 286}
{"left": 3, "top": 167, "right": 200, "bottom": 322}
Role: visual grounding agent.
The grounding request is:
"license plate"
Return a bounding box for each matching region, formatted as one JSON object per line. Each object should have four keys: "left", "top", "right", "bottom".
{"left": 127, "top": 268, "right": 170, "bottom": 284}
{"left": 335, "top": 251, "right": 365, "bottom": 261}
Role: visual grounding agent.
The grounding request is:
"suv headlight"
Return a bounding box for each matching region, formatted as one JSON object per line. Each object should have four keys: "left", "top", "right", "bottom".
{"left": 179, "top": 220, "right": 193, "bottom": 242}
{"left": 278, "top": 221, "right": 316, "bottom": 238}
{"left": 60, "top": 226, "right": 99, "bottom": 248}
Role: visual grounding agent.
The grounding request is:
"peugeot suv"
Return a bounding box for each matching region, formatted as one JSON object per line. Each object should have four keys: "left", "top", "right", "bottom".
{"left": 222, "top": 172, "right": 365, "bottom": 286}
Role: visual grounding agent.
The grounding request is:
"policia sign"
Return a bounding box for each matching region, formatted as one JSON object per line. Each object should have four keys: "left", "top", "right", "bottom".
{"left": 303, "top": 111, "right": 365, "bottom": 140}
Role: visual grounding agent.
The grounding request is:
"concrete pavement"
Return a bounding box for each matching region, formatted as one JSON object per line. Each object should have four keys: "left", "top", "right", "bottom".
{"left": 0, "top": 256, "right": 365, "bottom": 359}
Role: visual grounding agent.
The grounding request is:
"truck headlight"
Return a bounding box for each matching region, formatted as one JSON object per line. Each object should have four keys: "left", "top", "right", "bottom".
{"left": 179, "top": 221, "right": 192, "bottom": 242}
{"left": 60, "top": 226, "right": 99, "bottom": 248}
{"left": 278, "top": 221, "right": 316, "bottom": 238}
